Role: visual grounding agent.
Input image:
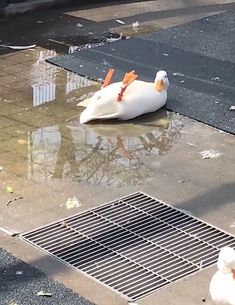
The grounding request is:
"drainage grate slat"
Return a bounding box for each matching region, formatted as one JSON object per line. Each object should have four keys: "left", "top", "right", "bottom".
{"left": 21, "top": 192, "right": 235, "bottom": 301}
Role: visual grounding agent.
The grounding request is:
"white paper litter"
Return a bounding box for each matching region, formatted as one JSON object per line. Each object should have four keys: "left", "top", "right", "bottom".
{"left": 172, "top": 72, "right": 184, "bottom": 77}
{"left": 106, "top": 33, "right": 123, "bottom": 43}
{"left": 162, "top": 53, "right": 169, "bottom": 56}
{"left": 132, "top": 21, "right": 140, "bottom": 27}
{"left": 230, "top": 106, "right": 235, "bottom": 111}
{"left": 115, "top": 19, "right": 125, "bottom": 25}
{"left": 200, "top": 149, "right": 223, "bottom": 159}
{"left": 66, "top": 196, "right": 81, "bottom": 209}
{"left": 0, "top": 44, "right": 36, "bottom": 50}
{"left": 211, "top": 76, "right": 221, "bottom": 81}
{"left": 76, "top": 22, "right": 83, "bottom": 27}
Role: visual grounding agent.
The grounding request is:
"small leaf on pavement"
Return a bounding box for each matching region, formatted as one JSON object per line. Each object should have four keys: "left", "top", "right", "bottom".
{"left": 6, "top": 186, "right": 14, "bottom": 193}
{"left": 37, "top": 291, "right": 52, "bottom": 297}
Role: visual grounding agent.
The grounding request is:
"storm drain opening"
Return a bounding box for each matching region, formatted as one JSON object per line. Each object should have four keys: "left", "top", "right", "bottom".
{"left": 20, "top": 192, "right": 235, "bottom": 301}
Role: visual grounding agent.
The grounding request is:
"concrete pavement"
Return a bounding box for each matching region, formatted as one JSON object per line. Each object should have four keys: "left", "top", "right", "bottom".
{"left": 0, "top": 1, "right": 235, "bottom": 305}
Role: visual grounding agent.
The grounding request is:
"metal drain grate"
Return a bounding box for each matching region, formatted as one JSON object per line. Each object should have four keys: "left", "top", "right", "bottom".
{"left": 21, "top": 192, "right": 235, "bottom": 301}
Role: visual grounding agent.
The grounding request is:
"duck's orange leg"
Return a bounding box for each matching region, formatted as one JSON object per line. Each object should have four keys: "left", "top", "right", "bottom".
{"left": 102, "top": 68, "right": 115, "bottom": 88}
{"left": 117, "top": 70, "right": 138, "bottom": 101}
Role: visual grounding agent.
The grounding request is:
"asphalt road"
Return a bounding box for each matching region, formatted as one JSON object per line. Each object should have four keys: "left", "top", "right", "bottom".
{"left": 0, "top": 248, "right": 94, "bottom": 305}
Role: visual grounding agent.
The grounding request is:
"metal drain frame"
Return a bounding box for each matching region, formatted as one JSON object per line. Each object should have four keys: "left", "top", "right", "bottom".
{"left": 20, "top": 192, "right": 235, "bottom": 302}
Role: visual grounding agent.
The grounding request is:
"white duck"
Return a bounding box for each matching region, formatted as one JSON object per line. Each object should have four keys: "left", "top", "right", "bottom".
{"left": 209, "top": 246, "right": 235, "bottom": 305}
{"left": 79, "top": 69, "right": 169, "bottom": 124}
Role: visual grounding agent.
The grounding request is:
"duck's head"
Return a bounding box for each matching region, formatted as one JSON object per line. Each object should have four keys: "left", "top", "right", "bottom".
{"left": 217, "top": 247, "right": 235, "bottom": 278}
{"left": 155, "top": 70, "right": 169, "bottom": 92}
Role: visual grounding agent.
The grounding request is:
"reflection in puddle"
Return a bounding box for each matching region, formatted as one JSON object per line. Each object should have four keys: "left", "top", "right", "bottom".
{"left": 31, "top": 50, "right": 57, "bottom": 107}
{"left": 30, "top": 49, "right": 98, "bottom": 107}
{"left": 29, "top": 111, "right": 183, "bottom": 186}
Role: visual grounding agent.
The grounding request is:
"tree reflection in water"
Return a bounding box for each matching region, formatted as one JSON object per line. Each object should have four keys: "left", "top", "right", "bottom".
{"left": 30, "top": 110, "right": 184, "bottom": 186}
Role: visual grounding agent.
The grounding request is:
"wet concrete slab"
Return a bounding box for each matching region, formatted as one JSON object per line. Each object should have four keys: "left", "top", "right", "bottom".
{"left": 0, "top": 2, "right": 235, "bottom": 305}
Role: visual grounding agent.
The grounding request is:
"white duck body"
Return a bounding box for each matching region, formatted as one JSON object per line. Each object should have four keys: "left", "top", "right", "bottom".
{"left": 80, "top": 70, "right": 169, "bottom": 124}
{"left": 209, "top": 247, "right": 235, "bottom": 305}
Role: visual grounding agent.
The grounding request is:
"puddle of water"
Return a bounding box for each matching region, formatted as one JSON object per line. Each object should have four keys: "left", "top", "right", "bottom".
{"left": 0, "top": 48, "right": 184, "bottom": 187}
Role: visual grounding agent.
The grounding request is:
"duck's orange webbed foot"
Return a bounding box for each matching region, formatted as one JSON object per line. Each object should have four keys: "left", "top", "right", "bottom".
{"left": 102, "top": 68, "right": 115, "bottom": 88}
{"left": 117, "top": 70, "right": 138, "bottom": 102}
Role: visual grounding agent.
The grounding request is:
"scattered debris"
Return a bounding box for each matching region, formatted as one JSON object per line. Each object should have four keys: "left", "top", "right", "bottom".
{"left": 172, "top": 72, "right": 184, "bottom": 77}
{"left": 201, "top": 298, "right": 206, "bottom": 302}
{"left": 6, "top": 186, "right": 14, "bottom": 193}
{"left": 178, "top": 208, "right": 193, "bottom": 215}
{"left": 0, "top": 166, "right": 3, "bottom": 172}
{"left": 37, "top": 291, "right": 52, "bottom": 297}
{"left": 180, "top": 80, "right": 185, "bottom": 83}
{"left": 211, "top": 76, "right": 221, "bottom": 81}
{"left": 6, "top": 196, "right": 23, "bottom": 207}
{"left": 0, "top": 44, "right": 36, "bottom": 50}
{"left": 178, "top": 180, "right": 185, "bottom": 184}
{"left": 103, "top": 59, "right": 109, "bottom": 66}
{"left": 60, "top": 220, "right": 67, "bottom": 228}
{"left": 200, "top": 149, "right": 223, "bottom": 159}
{"left": 17, "top": 139, "right": 27, "bottom": 145}
{"left": 199, "top": 260, "right": 203, "bottom": 270}
{"left": 230, "top": 106, "right": 235, "bottom": 111}
{"left": 66, "top": 196, "right": 81, "bottom": 209}
{"left": 16, "top": 270, "right": 23, "bottom": 275}
{"left": 8, "top": 302, "right": 17, "bottom": 305}
{"left": 162, "top": 53, "right": 169, "bottom": 56}
{"left": 115, "top": 19, "right": 125, "bottom": 25}
{"left": 76, "top": 22, "right": 83, "bottom": 27}
{"left": 187, "top": 142, "right": 197, "bottom": 147}
{"left": 132, "top": 21, "right": 140, "bottom": 27}
{"left": 106, "top": 33, "right": 123, "bottom": 43}
{"left": 36, "top": 20, "right": 43, "bottom": 24}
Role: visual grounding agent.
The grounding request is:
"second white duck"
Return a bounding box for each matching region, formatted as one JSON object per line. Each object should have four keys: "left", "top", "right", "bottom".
{"left": 209, "top": 246, "right": 235, "bottom": 305}
{"left": 79, "top": 69, "right": 169, "bottom": 124}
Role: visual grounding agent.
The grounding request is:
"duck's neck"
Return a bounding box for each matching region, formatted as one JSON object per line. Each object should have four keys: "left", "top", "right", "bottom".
{"left": 219, "top": 266, "right": 235, "bottom": 278}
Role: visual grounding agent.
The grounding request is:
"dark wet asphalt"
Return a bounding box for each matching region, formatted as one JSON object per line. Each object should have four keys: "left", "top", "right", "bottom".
{"left": 0, "top": 5, "right": 109, "bottom": 56}
{"left": 0, "top": 248, "right": 94, "bottom": 305}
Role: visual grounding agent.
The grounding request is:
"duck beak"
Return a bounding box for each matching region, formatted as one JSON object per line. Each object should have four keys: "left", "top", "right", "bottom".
{"left": 232, "top": 269, "right": 235, "bottom": 280}
{"left": 156, "top": 79, "right": 164, "bottom": 92}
